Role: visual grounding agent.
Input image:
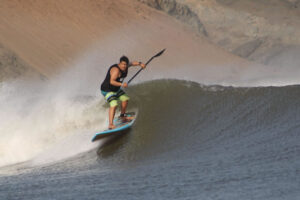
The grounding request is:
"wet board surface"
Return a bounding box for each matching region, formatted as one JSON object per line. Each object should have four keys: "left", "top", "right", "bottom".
{"left": 92, "top": 112, "right": 136, "bottom": 142}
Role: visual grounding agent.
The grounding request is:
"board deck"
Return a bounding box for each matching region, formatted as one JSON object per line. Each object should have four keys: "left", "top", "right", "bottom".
{"left": 91, "top": 112, "right": 136, "bottom": 142}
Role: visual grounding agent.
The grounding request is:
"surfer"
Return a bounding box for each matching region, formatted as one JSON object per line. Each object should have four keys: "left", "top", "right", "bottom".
{"left": 101, "top": 56, "right": 145, "bottom": 129}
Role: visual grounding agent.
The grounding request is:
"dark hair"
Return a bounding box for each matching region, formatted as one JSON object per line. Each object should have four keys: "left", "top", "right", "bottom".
{"left": 120, "top": 56, "right": 129, "bottom": 65}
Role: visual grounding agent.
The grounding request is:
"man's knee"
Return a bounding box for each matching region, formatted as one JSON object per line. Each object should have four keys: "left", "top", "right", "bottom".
{"left": 119, "top": 94, "right": 130, "bottom": 102}
{"left": 109, "top": 100, "right": 118, "bottom": 107}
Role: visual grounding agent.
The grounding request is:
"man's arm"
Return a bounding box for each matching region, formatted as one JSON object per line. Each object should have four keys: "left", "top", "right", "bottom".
{"left": 129, "top": 61, "right": 146, "bottom": 69}
{"left": 110, "top": 67, "right": 122, "bottom": 87}
{"left": 110, "top": 67, "right": 128, "bottom": 88}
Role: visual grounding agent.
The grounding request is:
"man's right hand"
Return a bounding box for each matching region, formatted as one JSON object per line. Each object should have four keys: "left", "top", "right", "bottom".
{"left": 122, "top": 82, "right": 128, "bottom": 88}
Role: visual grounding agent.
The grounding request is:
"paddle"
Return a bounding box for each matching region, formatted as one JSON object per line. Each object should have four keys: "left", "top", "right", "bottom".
{"left": 116, "top": 49, "right": 166, "bottom": 96}
{"left": 127, "top": 48, "right": 166, "bottom": 84}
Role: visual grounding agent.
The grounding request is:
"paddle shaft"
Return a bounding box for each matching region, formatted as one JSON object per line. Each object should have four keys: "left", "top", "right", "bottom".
{"left": 127, "top": 53, "right": 160, "bottom": 84}
{"left": 116, "top": 49, "right": 165, "bottom": 96}
{"left": 126, "top": 49, "right": 166, "bottom": 85}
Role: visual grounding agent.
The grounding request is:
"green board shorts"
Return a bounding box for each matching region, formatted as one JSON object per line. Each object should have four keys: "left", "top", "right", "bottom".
{"left": 101, "top": 90, "right": 130, "bottom": 107}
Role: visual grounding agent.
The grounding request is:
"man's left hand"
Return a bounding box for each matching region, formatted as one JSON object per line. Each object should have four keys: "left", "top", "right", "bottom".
{"left": 140, "top": 63, "right": 146, "bottom": 69}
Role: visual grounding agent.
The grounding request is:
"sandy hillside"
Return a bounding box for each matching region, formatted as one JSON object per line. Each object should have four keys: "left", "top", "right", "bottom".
{"left": 139, "top": 0, "right": 300, "bottom": 69}
{"left": 0, "top": 0, "right": 255, "bottom": 83}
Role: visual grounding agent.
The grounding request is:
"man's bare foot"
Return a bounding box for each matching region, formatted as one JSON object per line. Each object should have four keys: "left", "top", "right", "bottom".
{"left": 120, "top": 116, "right": 134, "bottom": 123}
{"left": 109, "top": 124, "right": 116, "bottom": 130}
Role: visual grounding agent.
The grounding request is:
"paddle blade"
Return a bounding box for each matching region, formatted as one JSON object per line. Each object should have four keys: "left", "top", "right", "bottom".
{"left": 154, "top": 48, "right": 166, "bottom": 57}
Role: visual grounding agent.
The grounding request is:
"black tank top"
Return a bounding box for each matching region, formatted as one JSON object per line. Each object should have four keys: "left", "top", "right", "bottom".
{"left": 101, "top": 64, "right": 128, "bottom": 92}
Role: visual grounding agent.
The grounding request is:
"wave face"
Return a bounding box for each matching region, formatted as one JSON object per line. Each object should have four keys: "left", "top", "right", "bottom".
{"left": 97, "top": 80, "right": 300, "bottom": 162}
{"left": 1, "top": 79, "right": 299, "bottom": 200}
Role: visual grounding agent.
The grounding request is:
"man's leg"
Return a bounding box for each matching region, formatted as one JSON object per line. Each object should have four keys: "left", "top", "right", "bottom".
{"left": 119, "top": 93, "right": 133, "bottom": 121}
{"left": 109, "top": 106, "right": 117, "bottom": 129}
{"left": 121, "top": 100, "right": 128, "bottom": 115}
{"left": 120, "top": 100, "right": 134, "bottom": 122}
{"left": 105, "top": 92, "right": 118, "bottom": 129}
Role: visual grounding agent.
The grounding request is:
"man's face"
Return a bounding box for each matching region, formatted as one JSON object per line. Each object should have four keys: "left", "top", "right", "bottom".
{"left": 119, "top": 61, "right": 128, "bottom": 71}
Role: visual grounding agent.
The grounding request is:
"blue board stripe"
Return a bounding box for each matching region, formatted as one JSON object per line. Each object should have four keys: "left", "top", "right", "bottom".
{"left": 91, "top": 113, "right": 136, "bottom": 142}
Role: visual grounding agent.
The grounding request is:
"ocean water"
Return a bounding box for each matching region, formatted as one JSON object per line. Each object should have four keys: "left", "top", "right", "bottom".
{"left": 0, "top": 79, "right": 299, "bottom": 199}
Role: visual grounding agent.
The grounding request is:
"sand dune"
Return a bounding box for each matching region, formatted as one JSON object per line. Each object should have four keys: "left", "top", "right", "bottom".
{"left": 139, "top": 0, "right": 300, "bottom": 68}
{"left": 0, "top": 0, "right": 252, "bottom": 80}
{"left": 0, "top": 0, "right": 299, "bottom": 86}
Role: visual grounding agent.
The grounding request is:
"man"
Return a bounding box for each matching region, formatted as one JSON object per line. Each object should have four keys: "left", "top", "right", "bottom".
{"left": 101, "top": 56, "right": 145, "bottom": 129}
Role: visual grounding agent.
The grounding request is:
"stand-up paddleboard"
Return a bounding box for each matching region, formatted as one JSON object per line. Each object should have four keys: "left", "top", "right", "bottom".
{"left": 92, "top": 49, "right": 165, "bottom": 142}
{"left": 92, "top": 112, "right": 137, "bottom": 142}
